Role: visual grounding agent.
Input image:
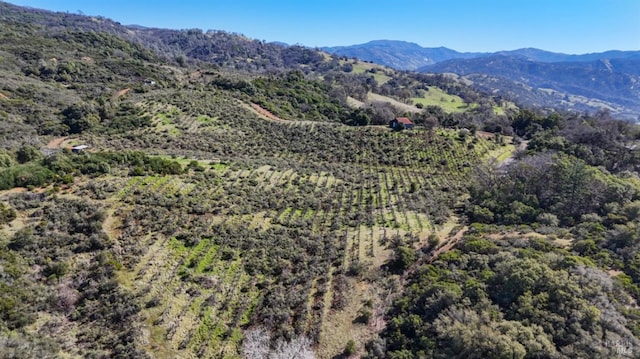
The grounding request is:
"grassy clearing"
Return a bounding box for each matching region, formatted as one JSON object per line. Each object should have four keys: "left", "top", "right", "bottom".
{"left": 483, "top": 139, "right": 516, "bottom": 164}
{"left": 351, "top": 62, "right": 392, "bottom": 85}
{"left": 367, "top": 93, "right": 421, "bottom": 114}
{"left": 154, "top": 112, "right": 181, "bottom": 136}
{"left": 411, "top": 86, "right": 470, "bottom": 113}
{"left": 196, "top": 115, "right": 216, "bottom": 124}
{"left": 318, "top": 280, "right": 379, "bottom": 359}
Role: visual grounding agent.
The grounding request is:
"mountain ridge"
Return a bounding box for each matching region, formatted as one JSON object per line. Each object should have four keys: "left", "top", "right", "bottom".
{"left": 323, "top": 39, "right": 640, "bottom": 69}
{"left": 325, "top": 40, "right": 640, "bottom": 119}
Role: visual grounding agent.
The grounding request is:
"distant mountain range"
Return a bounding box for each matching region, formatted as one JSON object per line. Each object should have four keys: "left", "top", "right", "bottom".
{"left": 323, "top": 40, "right": 483, "bottom": 70}
{"left": 323, "top": 40, "right": 640, "bottom": 71}
{"left": 324, "top": 40, "right": 640, "bottom": 120}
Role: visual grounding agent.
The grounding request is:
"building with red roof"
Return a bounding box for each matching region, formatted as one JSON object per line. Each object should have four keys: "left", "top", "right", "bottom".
{"left": 389, "top": 117, "right": 414, "bottom": 130}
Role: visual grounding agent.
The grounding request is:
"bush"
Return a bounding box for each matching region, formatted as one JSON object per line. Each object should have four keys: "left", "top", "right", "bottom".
{"left": 0, "top": 169, "right": 15, "bottom": 190}
{"left": 0, "top": 150, "right": 14, "bottom": 168}
{"left": 16, "top": 144, "right": 42, "bottom": 164}
{"left": 344, "top": 339, "right": 357, "bottom": 356}
{"left": 0, "top": 203, "right": 17, "bottom": 226}
{"left": 354, "top": 307, "right": 372, "bottom": 324}
{"left": 537, "top": 212, "right": 559, "bottom": 226}
{"left": 389, "top": 246, "right": 417, "bottom": 273}
{"left": 12, "top": 164, "right": 53, "bottom": 188}
{"left": 427, "top": 234, "right": 440, "bottom": 248}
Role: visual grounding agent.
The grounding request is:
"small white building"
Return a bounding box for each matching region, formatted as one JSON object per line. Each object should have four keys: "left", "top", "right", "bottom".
{"left": 71, "top": 145, "right": 89, "bottom": 153}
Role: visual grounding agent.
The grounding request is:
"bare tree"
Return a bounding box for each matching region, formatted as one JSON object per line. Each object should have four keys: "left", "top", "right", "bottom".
{"left": 242, "top": 328, "right": 270, "bottom": 359}
{"left": 242, "top": 327, "right": 315, "bottom": 359}
{"left": 270, "top": 335, "right": 315, "bottom": 359}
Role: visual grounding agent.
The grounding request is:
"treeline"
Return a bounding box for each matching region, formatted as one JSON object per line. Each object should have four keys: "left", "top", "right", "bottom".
{"left": 467, "top": 153, "right": 637, "bottom": 226}
{"left": 467, "top": 108, "right": 640, "bottom": 227}
{"left": 373, "top": 233, "right": 640, "bottom": 358}
{"left": 0, "top": 147, "right": 183, "bottom": 190}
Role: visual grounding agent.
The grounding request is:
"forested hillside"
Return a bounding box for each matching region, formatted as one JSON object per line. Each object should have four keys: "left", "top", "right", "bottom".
{"left": 1, "top": 3, "right": 640, "bottom": 359}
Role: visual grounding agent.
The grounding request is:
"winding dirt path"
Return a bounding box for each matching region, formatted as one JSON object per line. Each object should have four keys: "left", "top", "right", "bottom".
{"left": 248, "top": 103, "right": 289, "bottom": 123}
{"left": 45, "top": 137, "right": 67, "bottom": 149}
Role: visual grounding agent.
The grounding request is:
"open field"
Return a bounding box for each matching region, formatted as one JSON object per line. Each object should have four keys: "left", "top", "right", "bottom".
{"left": 411, "top": 86, "right": 470, "bottom": 113}
{"left": 351, "top": 62, "right": 392, "bottom": 85}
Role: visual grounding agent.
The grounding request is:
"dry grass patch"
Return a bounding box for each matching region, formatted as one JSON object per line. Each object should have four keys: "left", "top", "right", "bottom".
{"left": 318, "top": 280, "right": 379, "bottom": 359}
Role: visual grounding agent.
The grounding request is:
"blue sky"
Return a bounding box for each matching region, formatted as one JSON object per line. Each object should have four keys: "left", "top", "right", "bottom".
{"left": 6, "top": 0, "right": 640, "bottom": 54}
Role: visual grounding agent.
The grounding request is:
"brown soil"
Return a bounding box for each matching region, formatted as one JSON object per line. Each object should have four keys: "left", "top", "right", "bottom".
{"left": 608, "top": 269, "right": 624, "bottom": 277}
{"left": 45, "top": 137, "right": 67, "bottom": 149}
{"left": 115, "top": 88, "right": 131, "bottom": 98}
{"left": 427, "top": 226, "right": 468, "bottom": 263}
{"left": 189, "top": 70, "right": 203, "bottom": 79}
{"left": 249, "top": 103, "right": 288, "bottom": 123}
{"left": 486, "top": 231, "right": 545, "bottom": 241}
{"left": 0, "top": 92, "right": 9, "bottom": 100}
{"left": 475, "top": 131, "right": 495, "bottom": 139}
{"left": 2, "top": 187, "right": 27, "bottom": 195}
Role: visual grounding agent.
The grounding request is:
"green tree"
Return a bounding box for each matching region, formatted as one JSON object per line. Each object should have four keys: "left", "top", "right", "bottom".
{"left": 62, "top": 103, "right": 99, "bottom": 134}
{"left": 0, "top": 203, "right": 17, "bottom": 225}
{"left": 0, "top": 150, "right": 14, "bottom": 168}
{"left": 16, "top": 144, "right": 42, "bottom": 164}
{"left": 389, "top": 246, "right": 416, "bottom": 273}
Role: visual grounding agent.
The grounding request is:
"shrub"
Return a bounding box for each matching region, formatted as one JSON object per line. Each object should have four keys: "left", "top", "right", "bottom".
{"left": 0, "top": 203, "right": 16, "bottom": 225}
{"left": 427, "top": 234, "right": 440, "bottom": 248}
{"left": 344, "top": 339, "right": 357, "bottom": 356}
{"left": 389, "top": 246, "right": 417, "bottom": 273}
{"left": 537, "top": 213, "right": 559, "bottom": 226}
{"left": 16, "top": 144, "right": 42, "bottom": 164}
{"left": 12, "top": 164, "right": 53, "bottom": 188}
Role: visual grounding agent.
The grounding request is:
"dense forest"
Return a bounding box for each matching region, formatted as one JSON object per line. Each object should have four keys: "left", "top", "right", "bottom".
{"left": 1, "top": 2, "right": 640, "bottom": 358}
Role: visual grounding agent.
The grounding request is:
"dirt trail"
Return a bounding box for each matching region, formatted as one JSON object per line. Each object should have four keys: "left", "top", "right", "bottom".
{"left": 115, "top": 88, "right": 131, "bottom": 98}
{"left": 45, "top": 137, "right": 67, "bottom": 149}
{"left": 0, "top": 92, "right": 9, "bottom": 100}
{"left": 497, "top": 139, "right": 529, "bottom": 168}
{"left": 427, "top": 226, "right": 468, "bottom": 263}
{"left": 248, "top": 103, "right": 289, "bottom": 123}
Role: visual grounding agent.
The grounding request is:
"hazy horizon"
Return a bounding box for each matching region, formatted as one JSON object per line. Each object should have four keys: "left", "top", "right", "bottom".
{"left": 5, "top": 0, "right": 640, "bottom": 54}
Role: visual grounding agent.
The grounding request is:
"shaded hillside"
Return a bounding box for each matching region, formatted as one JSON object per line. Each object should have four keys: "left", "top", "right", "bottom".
{"left": 497, "top": 47, "right": 640, "bottom": 63}
{"left": 0, "top": 2, "right": 329, "bottom": 73}
{"left": 323, "top": 40, "right": 484, "bottom": 70}
{"left": 0, "top": 11, "right": 181, "bottom": 147}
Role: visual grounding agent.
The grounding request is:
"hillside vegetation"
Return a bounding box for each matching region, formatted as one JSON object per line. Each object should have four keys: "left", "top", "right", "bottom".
{"left": 324, "top": 39, "right": 640, "bottom": 120}
{"left": 1, "top": 3, "right": 640, "bottom": 359}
